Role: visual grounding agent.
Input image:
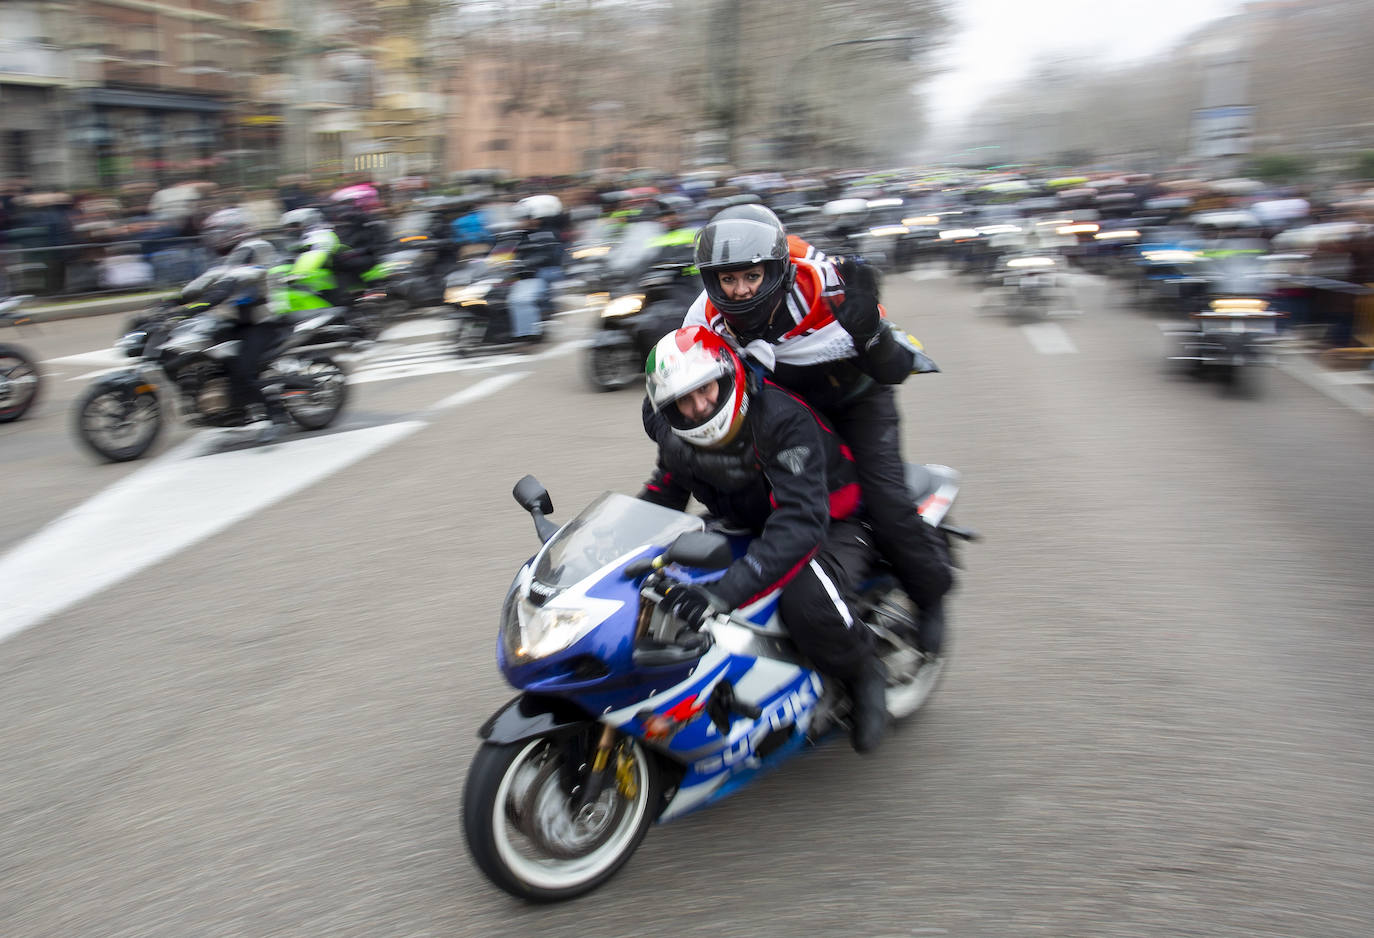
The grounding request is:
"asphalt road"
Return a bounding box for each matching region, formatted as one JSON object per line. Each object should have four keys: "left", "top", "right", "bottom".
{"left": 2, "top": 270, "right": 1372, "bottom": 937}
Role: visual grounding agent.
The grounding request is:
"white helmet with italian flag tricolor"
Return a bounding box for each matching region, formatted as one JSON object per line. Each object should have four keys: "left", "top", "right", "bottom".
{"left": 645, "top": 326, "right": 749, "bottom": 450}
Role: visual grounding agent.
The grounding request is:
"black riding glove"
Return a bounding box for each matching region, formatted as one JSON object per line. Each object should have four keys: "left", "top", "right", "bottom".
{"left": 662, "top": 583, "right": 720, "bottom": 633}
{"left": 834, "top": 258, "right": 883, "bottom": 349}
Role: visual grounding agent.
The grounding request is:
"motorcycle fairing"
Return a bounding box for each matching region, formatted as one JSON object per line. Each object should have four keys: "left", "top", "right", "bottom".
{"left": 478, "top": 692, "right": 597, "bottom": 744}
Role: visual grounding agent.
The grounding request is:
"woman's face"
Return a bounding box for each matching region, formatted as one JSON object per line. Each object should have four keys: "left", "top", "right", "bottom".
{"left": 716, "top": 264, "right": 765, "bottom": 301}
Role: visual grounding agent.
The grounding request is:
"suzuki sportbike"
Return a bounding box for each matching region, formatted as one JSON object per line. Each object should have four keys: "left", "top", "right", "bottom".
{"left": 74, "top": 305, "right": 351, "bottom": 462}
{"left": 463, "top": 468, "right": 976, "bottom": 902}
{"left": 0, "top": 294, "right": 41, "bottom": 422}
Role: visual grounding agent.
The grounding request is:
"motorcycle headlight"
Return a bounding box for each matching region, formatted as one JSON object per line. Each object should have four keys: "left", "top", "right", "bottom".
{"left": 118, "top": 331, "right": 147, "bottom": 357}
{"left": 452, "top": 282, "right": 492, "bottom": 306}
{"left": 600, "top": 293, "right": 645, "bottom": 319}
{"left": 499, "top": 579, "right": 623, "bottom": 663}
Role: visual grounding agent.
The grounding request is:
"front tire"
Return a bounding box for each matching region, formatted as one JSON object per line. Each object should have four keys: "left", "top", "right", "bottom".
{"left": 584, "top": 342, "right": 640, "bottom": 391}
{"left": 463, "top": 733, "right": 660, "bottom": 902}
{"left": 0, "top": 343, "right": 40, "bottom": 422}
{"left": 74, "top": 384, "right": 162, "bottom": 462}
{"left": 450, "top": 310, "right": 489, "bottom": 358}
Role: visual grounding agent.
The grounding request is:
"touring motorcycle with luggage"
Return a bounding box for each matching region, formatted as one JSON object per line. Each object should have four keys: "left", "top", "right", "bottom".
{"left": 463, "top": 468, "right": 976, "bottom": 902}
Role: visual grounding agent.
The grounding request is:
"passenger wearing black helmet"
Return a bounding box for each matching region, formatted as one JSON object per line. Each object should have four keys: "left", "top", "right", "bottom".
{"left": 644, "top": 204, "right": 953, "bottom": 657}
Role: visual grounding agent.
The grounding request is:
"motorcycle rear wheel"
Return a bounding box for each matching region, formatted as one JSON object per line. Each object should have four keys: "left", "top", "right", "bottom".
{"left": 277, "top": 355, "right": 348, "bottom": 430}
{"left": 861, "top": 583, "right": 948, "bottom": 721}
{"left": 0, "top": 343, "right": 40, "bottom": 422}
{"left": 75, "top": 385, "right": 162, "bottom": 462}
{"left": 463, "top": 733, "right": 660, "bottom": 902}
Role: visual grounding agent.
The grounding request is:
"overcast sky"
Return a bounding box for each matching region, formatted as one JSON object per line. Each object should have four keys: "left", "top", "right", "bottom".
{"left": 924, "top": 0, "right": 1247, "bottom": 131}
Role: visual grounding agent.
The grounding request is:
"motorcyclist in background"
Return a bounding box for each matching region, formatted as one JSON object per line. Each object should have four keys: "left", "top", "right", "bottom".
{"left": 277, "top": 206, "right": 359, "bottom": 310}
{"left": 643, "top": 197, "right": 700, "bottom": 267}
{"left": 179, "top": 207, "right": 290, "bottom": 440}
{"left": 644, "top": 204, "right": 954, "bottom": 657}
{"left": 279, "top": 206, "right": 335, "bottom": 253}
{"left": 328, "top": 187, "right": 390, "bottom": 301}
{"left": 505, "top": 194, "right": 568, "bottom": 346}
{"left": 639, "top": 326, "right": 890, "bottom": 752}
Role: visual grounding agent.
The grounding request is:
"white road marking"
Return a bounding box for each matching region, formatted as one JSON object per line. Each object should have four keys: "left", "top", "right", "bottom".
{"left": 0, "top": 373, "right": 526, "bottom": 643}
{"left": 1020, "top": 322, "right": 1079, "bottom": 355}
{"left": 431, "top": 371, "right": 528, "bottom": 412}
{"left": 376, "top": 317, "right": 451, "bottom": 340}
{"left": 44, "top": 349, "right": 127, "bottom": 368}
{"left": 49, "top": 317, "right": 586, "bottom": 386}
{"left": 904, "top": 262, "right": 951, "bottom": 281}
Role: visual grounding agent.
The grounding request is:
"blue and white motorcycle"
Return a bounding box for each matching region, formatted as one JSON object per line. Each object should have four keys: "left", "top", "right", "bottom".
{"left": 462, "top": 468, "right": 975, "bottom": 902}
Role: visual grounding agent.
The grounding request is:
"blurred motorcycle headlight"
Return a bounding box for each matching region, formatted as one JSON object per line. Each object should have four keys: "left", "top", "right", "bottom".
{"left": 503, "top": 593, "right": 624, "bottom": 661}
{"left": 601, "top": 293, "right": 645, "bottom": 319}
{"left": 452, "top": 282, "right": 492, "bottom": 306}
{"left": 1006, "top": 256, "right": 1055, "bottom": 269}
{"left": 118, "top": 331, "right": 146, "bottom": 357}
{"left": 1142, "top": 250, "right": 1198, "bottom": 264}
{"left": 868, "top": 225, "right": 909, "bottom": 238}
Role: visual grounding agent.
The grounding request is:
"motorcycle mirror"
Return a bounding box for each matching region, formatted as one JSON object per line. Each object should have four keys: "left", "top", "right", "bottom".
{"left": 665, "top": 531, "right": 733, "bottom": 571}
{"left": 512, "top": 475, "right": 553, "bottom": 514}
{"left": 512, "top": 475, "right": 559, "bottom": 543}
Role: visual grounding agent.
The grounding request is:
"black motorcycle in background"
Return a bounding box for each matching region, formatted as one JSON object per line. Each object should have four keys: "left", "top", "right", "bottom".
{"left": 0, "top": 294, "right": 41, "bottom": 422}
{"left": 1161, "top": 251, "right": 1282, "bottom": 395}
{"left": 444, "top": 248, "right": 549, "bottom": 356}
{"left": 379, "top": 207, "right": 460, "bottom": 312}
{"left": 74, "top": 303, "right": 351, "bottom": 461}
{"left": 585, "top": 261, "right": 697, "bottom": 391}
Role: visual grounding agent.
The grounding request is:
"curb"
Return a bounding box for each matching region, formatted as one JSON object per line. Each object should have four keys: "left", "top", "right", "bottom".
{"left": 20, "top": 291, "right": 173, "bottom": 325}
{"left": 1276, "top": 352, "right": 1374, "bottom": 419}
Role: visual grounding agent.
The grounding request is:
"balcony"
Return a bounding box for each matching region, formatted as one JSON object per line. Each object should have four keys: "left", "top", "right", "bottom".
{"left": 0, "top": 39, "right": 72, "bottom": 85}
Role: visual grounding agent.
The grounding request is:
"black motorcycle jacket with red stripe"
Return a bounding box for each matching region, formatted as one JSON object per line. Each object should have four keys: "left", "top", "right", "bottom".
{"left": 638, "top": 380, "right": 860, "bottom": 610}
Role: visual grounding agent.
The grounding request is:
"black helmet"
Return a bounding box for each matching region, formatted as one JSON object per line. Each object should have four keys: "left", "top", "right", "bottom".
{"left": 694, "top": 208, "right": 794, "bottom": 340}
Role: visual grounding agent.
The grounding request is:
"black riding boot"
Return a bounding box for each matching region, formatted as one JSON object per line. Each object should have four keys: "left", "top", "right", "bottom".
{"left": 847, "top": 655, "right": 889, "bottom": 754}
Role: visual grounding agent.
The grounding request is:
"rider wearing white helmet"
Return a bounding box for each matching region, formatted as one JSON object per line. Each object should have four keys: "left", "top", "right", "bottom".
{"left": 640, "top": 325, "right": 890, "bottom": 753}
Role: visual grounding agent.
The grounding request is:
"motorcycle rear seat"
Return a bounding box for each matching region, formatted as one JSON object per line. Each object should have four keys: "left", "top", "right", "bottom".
{"left": 904, "top": 464, "right": 939, "bottom": 502}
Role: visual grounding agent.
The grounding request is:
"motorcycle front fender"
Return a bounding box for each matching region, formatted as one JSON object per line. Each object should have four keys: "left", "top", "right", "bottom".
{"left": 479, "top": 693, "right": 595, "bottom": 744}
{"left": 588, "top": 329, "right": 635, "bottom": 350}
{"left": 89, "top": 367, "right": 159, "bottom": 398}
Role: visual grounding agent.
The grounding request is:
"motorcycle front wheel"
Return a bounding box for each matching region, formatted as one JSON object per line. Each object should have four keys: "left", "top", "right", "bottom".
{"left": 584, "top": 343, "right": 641, "bottom": 392}
{"left": 463, "top": 733, "right": 660, "bottom": 903}
{"left": 450, "top": 310, "right": 490, "bottom": 358}
{"left": 0, "top": 343, "right": 41, "bottom": 422}
{"left": 74, "top": 384, "right": 162, "bottom": 462}
{"left": 277, "top": 355, "right": 348, "bottom": 430}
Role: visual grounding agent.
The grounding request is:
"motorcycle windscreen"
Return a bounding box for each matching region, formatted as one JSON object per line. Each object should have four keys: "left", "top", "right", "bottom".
{"left": 531, "top": 492, "right": 702, "bottom": 592}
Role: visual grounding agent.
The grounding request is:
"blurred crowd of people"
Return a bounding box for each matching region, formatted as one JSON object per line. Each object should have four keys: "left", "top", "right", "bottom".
{"left": 5, "top": 164, "right": 1374, "bottom": 353}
